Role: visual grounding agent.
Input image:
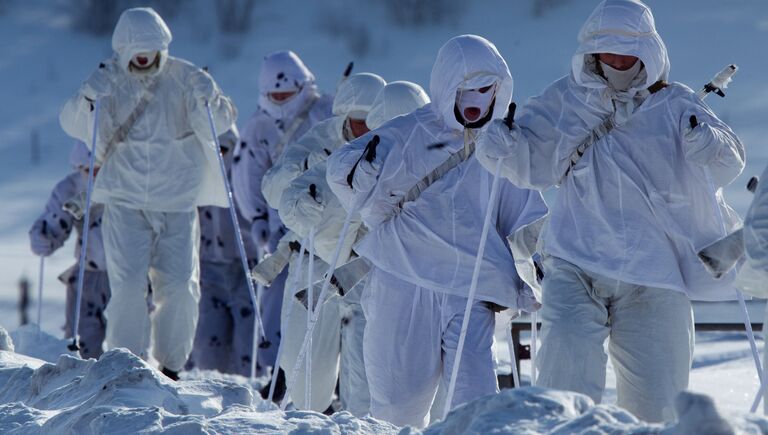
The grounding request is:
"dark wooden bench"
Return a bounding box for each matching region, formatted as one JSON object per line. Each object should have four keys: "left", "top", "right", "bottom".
{"left": 498, "top": 300, "right": 765, "bottom": 388}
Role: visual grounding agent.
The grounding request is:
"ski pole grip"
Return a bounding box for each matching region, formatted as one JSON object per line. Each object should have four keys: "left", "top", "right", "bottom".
{"left": 504, "top": 102, "right": 517, "bottom": 130}
{"left": 365, "top": 135, "right": 380, "bottom": 162}
{"left": 689, "top": 115, "right": 698, "bottom": 129}
{"left": 309, "top": 183, "right": 317, "bottom": 200}
{"left": 343, "top": 62, "right": 354, "bottom": 79}
{"left": 748, "top": 176, "right": 759, "bottom": 193}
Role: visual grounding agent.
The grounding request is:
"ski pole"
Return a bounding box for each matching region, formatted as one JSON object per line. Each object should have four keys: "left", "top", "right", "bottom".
{"left": 733, "top": 287, "right": 765, "bottom": 414}
{"left": 204, "top": 100, "right": 267, "bottom": 380}
{"left": 506, "top": 317, "right": 520, "bottom": 388}
{"left": 267, "top": 237, "right": 308, "bottom": 402}
{"left": 530, "top": 311, "right": 538, "bottom": 386}
{"left": 443, "top": 103, "right": 516, "bottom": 418}
{"left": 68, "top": 99, "right": 101, "bottom": 353}
{"left": 37, "top": 255, "right": 44, "bottom": 330}
{"left": 336, "top": 62, "right": 354, "bottom": 91}
{"left": 305, "top": 226, "right": 316, "bottom": 408}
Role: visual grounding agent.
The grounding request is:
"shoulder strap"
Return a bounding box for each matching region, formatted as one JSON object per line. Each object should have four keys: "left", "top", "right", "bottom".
{"left": 101, "top": 77, "right": 163, "bottom": 162}
{"left": 397, "top": 132, "right": 476, "bottom": 210}
{"left": 558, "top": 80, "right": 667, "bottom": 185}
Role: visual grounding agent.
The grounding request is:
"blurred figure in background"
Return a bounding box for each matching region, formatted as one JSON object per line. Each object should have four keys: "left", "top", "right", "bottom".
{"left": 187, "top": 126, "right": 262, "bottom": 376}
{"left": 28, "top": 141, "right": 110, "bottom": 360}
{"left": 232, "top": 50, "right": 333, "bottom": 377}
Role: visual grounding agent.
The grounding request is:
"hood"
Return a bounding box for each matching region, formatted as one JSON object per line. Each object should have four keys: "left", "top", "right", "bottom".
{"left": 112, "top": 7, "right": 172, "bottom": 73}
{"left": 332, "top": 72, "right": 386, "bottom": 118}
{"left": 572, "top": 0, "right": 669, "bottom": 91}
{"left": 366, "top": 81, "right": 430, "bottom": 130}
{"left": 257, "top": 50, "right": 318, "bottom": 120}
{"left": 69, "top": 141, "right": 91, "bottom": 170}
{"left": 429, "top": 35, "right": 513, "bottom": 131}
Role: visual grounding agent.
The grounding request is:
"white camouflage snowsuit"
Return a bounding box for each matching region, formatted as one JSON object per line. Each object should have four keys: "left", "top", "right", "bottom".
{"left": 278, "top": 78, "right": 428, "bottom": 415}
{"left": 476, "top": 0, "right": 745, "bottom": 422}
{"left": 265, "top": 72, "right": 386, "bottom": 412}
{"left": 327, "top": 35, "right": 548, "bottom": 428}
{"left": 189, "top": 127, "right": 262, "bottom": 376}
{"left": 59, "top": 7, "right": 236, "bottom": 372}
{"left": 231, "top": 51, "right": 333, "bottom": 372}
{"left": 28, "top": 142, "right": 110, "bottom": 359}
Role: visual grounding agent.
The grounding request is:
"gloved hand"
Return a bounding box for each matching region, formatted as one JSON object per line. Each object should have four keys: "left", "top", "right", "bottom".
{"left": 476, "top": 119, "right": 520, "bottom": 170}
{"left": 81, "top": 65, "right": 113, "bottom": 100}
{"left": 516, "top": 286, "right": 541, "bottom": 314}
{"left": 190, "top": 69, "right": 217, "bottom": 104}
{"left": 307, "top": 147, "right": 333, "bottom": 169}
{"left": 352, "top": 158, "right": 381, "bottom": 194}
{"left": 683, "top": 115, "right": 723, "bottom": 165}
{"left": 292, "top": 187, "right": 325, "bottom": 229}
{"left": 29, "top": 221, "right": 55, "bottom": 257}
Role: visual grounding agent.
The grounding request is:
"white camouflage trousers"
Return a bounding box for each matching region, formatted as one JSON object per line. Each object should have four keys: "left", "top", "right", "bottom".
{"left": 102, "top": 203, "right": 201, "bottom": 372}
{"left": 537, "top": 256, "right": 694, "bottom": 422}
{"left": 362, "top": 267, "right": 498, "bottom": 428}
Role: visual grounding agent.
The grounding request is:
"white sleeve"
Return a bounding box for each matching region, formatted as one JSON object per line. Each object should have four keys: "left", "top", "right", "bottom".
{"left": 679, "top": 98, "right": 745, "bottom": 187}
{"left": 262, "top": 143, "right": 309, "bottom": 210}
{"left": 187, "top": 70, "right": 237, "bottom": 150}
{"left": 59, "top": 63, "right": 120, "bottom": 165}
{"left": 29, "top": 174, "right": 79, "bottom": 254}
{"left": 232, "top": 119, "right": 271, "bottom": 223}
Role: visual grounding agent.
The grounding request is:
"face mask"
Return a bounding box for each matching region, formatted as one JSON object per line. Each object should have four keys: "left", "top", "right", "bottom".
{"left": 599, "top": 60, "right": 642, "bottom": 91}
{"left": 456, "top": 83, "right": 496, "bottom": 123}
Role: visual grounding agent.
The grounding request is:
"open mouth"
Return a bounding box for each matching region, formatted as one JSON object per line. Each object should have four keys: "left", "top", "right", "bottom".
{"left": 136, "top": 56, "right": 149, "bottom": 66}
{"left": 464, "top": 107, "right": 481, "bottom": 122}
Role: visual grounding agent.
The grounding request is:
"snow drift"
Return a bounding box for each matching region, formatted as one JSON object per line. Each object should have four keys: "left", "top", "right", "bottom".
{"left": 2, "top": 328, "right": 768, "bottom": 434}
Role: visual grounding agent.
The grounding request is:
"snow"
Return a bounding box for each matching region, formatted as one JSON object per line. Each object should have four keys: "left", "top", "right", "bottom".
{"left": 0, "top": 333, "right": 399, "bottom": 434}
{"left": 1, "top": 332, "right": 766, "bottom": 434}
{"left": 0, "top": 0, "right": 767, "bottom": 433}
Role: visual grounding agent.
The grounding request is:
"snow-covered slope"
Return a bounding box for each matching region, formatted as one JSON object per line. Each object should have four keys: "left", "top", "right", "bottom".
{"left": 0, "top": 342, "right": 398, "bottom": 434}
{"left": 1, "top": 336, "right": 766, "bottom": 434}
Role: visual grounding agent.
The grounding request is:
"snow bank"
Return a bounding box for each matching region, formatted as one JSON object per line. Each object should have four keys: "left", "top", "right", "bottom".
{"left": 414, "top": 388, "right": 768, "bottom": 435}
{"left": 1, "top": 328, "right": 766, "bottom": 434}
{"left": 0, "top": 346, "right": 399, "bottom": 434}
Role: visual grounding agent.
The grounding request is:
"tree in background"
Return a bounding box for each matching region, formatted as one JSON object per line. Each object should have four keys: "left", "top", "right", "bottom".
{"left": 215, "top": 0, "right": 257, "bottom": 34}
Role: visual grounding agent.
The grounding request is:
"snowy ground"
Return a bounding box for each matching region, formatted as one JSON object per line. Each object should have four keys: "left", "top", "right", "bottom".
{"left": 1, "top": 0, "right": 768, "bottom": 433}
{"left": 1, "top": 327, "right": 768, "bottom": 434}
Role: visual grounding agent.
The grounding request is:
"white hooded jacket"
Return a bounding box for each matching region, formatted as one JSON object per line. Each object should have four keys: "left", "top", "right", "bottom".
{"left": 279, "top": 80, "right": 428, "bottom": 264}
{"left": 231, "top": 51, "right": 333, "bottom": 250}
{"left": 327, "top": 35, "right": 548, "bottom": 308}
{"left": 59, "top": 8, "right": 236, "bottom": 212}
{"left": 476, "top": 0, "right": 744, "bottom": 300}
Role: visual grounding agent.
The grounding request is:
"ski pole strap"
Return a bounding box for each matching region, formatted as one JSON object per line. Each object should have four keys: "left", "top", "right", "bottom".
{"left": 102, "top": 77, "right": 162, "bottom": 164}
{"left": 271, "top": 94, "right": 318, "bottom": 161}
{"left": 397, "top": 137, "right": 476, "bottom": 211}
{"left": 558, "top": 80, "right": 668, "bottom": 185}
